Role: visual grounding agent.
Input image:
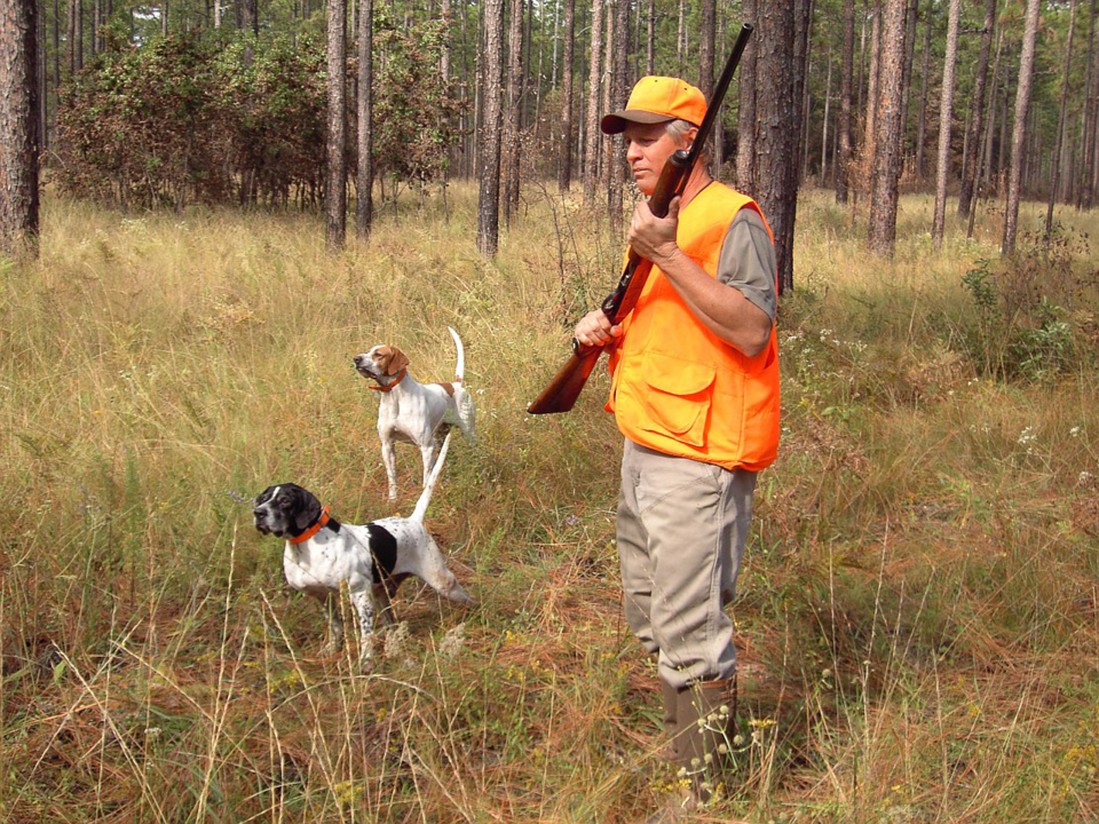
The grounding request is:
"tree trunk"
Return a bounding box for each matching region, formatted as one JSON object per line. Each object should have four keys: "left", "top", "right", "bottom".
{"left": 900, "top": 0, "right": 918, "bottom": 161}
{"left": 1082, "top": 0, "right": 1099, "bottom": 209}
{"left": 478, "top": 0, "right": 504, "bottom": 257}
{"left": 676, "top": 0, "right": 686, "bottom": 76}
{"left": 699, "top": 0, "right": 715, "bottom": 99}
{"left": 861, "top": 0, "right": 881, "bottom": 197}
{"left": 835, "top": 0, "right": 853, "bottom": 203}
{"left": 867, "top": 0, "right": 907, "bottom": 257}
{"left": 582, "top": 0, "right": 603, "bottom": 204}
{"left": 646, "top": 0, "right": 655, "bottom": 75}
{"left": 0, "top": 0, "right": 39, "bottom": 259}
{"left": 931, "top": 0, "right": 960, "bottom": 250}
{"left": 355, "top": 0, "right": 373, "bottom": 239}
{"left": 607, "top": 0, "right": 628, "bottom": 235}
{"left": 958, "top": 0, "right": 996, "bottom": 219}
{"left": 1002, "top": 0, "right": 1041, "bottom": 257}
{"left": 557, "top": 0, "right": 575, "bottom": 191}
{"left": 736, "top": 0, "right": 758, "bottom": 194}
{"left": 755, "top": 0, "right": 809, "bottom": 293}
{"left": 245, "top": 0, "right": 259, "bottom": 34}
{"left": 821, "top": 53, "right": 832, "bottom": 183}
{"left": 325, "top": 0, "right": 347, "bottom": 251}
{"left": 503, "top": 0, "right": 523, "bottom": 226}
{"left": 914, "top": 2, "right": 931, "bottom": 179}
{"left": 1045, "top": 0, "right": 1078, "bottom": 247}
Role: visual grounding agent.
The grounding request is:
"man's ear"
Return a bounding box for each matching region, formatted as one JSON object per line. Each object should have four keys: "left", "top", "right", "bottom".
{"left": 685, "top": 126, "right": 699, "bottom": 148}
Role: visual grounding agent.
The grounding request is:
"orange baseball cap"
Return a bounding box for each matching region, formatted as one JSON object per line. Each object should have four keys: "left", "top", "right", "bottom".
{"left": 601, "top": 76, "right": 708, "bottom": 134}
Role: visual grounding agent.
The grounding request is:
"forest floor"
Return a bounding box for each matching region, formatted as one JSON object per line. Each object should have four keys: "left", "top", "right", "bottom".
{"left": 1, "top": 184, "right": 1097, "bottom": 822}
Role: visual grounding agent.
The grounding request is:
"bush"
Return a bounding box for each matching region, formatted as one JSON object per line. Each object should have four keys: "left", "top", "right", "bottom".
{"left": 959, "top": 223, "right": 1099, "bottom": 380}
{"left": 53, "top": 22, "right": 465, "bottom": 211}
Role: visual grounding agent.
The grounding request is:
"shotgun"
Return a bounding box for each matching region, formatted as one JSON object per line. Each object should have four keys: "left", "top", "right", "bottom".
{"left": 527, "top": 22, "right": 754, "bottom": 415}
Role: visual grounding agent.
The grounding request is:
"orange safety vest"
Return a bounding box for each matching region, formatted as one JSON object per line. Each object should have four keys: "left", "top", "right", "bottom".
{"left": 607, "top": 182, "right": 780, "bottom": 471}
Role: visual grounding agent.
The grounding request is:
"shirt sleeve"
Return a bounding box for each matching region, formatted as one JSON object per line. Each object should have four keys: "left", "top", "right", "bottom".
{"left": 716, "top": 208, "right": 777, "bottom": 322}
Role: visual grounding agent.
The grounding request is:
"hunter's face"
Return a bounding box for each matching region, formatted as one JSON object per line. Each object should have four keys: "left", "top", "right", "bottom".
{"left": 623, "top": 122, "right": 693, "bottom": 196}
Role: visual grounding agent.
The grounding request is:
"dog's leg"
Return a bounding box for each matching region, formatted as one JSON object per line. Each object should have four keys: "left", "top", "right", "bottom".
{"left": 455, "top": 388, "right": 477, "bottom": 443}
{"left": 322, "top": 596, "right": 345, "bottom": 655}
{"left": 349, "top": 589, "right": 375, "bottom": 669}
{"left": 419, "top": 441, "right": 437, "bottom": 490}
{"left": 381, "top": 436, "right": 399, "bottom": 502}
{"left": 372, "top": 582, "right": 397, "bottom": 627}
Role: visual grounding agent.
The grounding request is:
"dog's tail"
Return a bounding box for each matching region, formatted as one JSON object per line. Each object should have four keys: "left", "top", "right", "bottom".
{"left": 448, "top": 326, "right": 465, "bottom": 382}
{"left": 448, "top": 326, "right": 477, "bottom": 442}
{"left": 411, "top": 430, "right": 453, "bottom": 523}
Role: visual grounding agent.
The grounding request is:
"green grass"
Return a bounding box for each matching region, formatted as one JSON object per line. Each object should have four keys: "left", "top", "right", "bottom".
{"left": 1, "top": 185, "right": 1096, "bottom": 822}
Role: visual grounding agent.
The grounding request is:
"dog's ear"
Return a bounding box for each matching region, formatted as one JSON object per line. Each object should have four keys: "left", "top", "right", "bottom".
{"left": 385, "top": 347, "right": 410, "bottom": 376}
{"left": 286, "top": 484, "right": 323, "bottom": 536}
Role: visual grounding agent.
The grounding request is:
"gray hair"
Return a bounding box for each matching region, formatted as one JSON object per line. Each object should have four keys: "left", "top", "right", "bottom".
{"left": 665, "top": 119, "right": 697, "bottom": 141}
{"left": 665, "top": 119, "right": 708, "bottom": 162}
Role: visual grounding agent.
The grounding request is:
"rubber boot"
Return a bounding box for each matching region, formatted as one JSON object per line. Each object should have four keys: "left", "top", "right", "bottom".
{"left": 674, "top": 677, "right": 737, "bottom": 804}
{"left": 660, "top": 677, "right": 679, "bottom": 761}
{"left": 646, "top": 678, "right": 738, "bottom": 822}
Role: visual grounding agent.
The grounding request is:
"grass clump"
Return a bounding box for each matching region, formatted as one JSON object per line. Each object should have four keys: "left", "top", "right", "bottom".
{"left": 1, "top": 185, "right": 1097, "bottom": 822}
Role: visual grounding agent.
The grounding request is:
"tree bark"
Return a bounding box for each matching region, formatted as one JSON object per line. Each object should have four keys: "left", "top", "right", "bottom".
{"left": 736, "top": 0, "right": 758, "bottom": 194}
{"left": 557, "top": 0, "right": 575, "bottom": 191}
{"left": 931, "top": 0, "right": 960, "bottom": 250}
{"left": 755, "top": 0, "right": 810, "bottom": 292}
{"left": 646, "top": 0, "right": 655, "bottom": 75}
{"left": 325, "top": 0, "right": 347, "bottom": 251}
{"left": 861, "top": 0, "right": 882, "bottom": 196}
{"left": 0, "top": 0, "right": 40, "bottom": 259}
{"left": 355, "top": 0, "right": 373, "bottom": 239}
{"left": 582, "top": 0, "right": 603, "bottom": 204}
{"left": 900, "top": 0, "right": 918, "bottom": 161}
{"left": 607, "top": 0, "right": 628, "bottom": 235}
{"left": 239, "top": 0, "right": 258, "bottom": 35}
{"left": 835, "top": 0, "right": 854, "bottom": 203}
{"left": 503, "top": 0, "right": 523, "bottom": 226}
{"left": 1045, "top": 0, "right": 1078, "bottom": 246}
{"left": 914, "top": 2, "right": 931, "bottom": 179}
{"left": 958, "top": 0, "right": 996, "bottom": 219}
{"left": 478, "top": 0, "right": 505, "bottom": 257}
{"left": 1002, "top": 0, "right": 1041, "bottom": 257}
{"left": 699, "top": 0, "right": 715, "bottom": 99}
{"left": 867, "top": 0, "right": 908, "bottom": 257}
{"left": 1082, "top": 0, "right": 1099, "bottom": 208}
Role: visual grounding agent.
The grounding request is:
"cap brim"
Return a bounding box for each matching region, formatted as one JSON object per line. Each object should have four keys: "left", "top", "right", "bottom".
{"left": 600, "top": 110, "right": 674, "bottom": 135}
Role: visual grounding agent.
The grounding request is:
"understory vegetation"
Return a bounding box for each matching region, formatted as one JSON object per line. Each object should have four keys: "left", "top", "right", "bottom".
{"left": 1, "top": 185, "right": 1096, "bottom": 822}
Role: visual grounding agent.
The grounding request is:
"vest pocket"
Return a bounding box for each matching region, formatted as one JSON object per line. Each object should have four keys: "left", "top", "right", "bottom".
{"left": 635, "top": 354, "right": 715, "bottom": 447}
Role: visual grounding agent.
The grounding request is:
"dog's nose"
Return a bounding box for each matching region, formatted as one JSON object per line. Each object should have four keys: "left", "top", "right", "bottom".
{"left": 353, "top": 355, "right": 365, "bottom": 367}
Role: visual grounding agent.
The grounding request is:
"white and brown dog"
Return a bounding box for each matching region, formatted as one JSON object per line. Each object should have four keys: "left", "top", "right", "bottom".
{"left": 354, "top": 326, "right": 476, "bottom": 502}
{"left": 253, "top": 433, "right": 472, "bottom": 668}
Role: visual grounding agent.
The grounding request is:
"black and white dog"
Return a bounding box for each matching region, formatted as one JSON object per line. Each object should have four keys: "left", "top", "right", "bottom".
{"left": 353, "top": 326, "right": 477, "bottom": 502}
{"left": 253, "top": 433, "right": 472, "bottom": 668}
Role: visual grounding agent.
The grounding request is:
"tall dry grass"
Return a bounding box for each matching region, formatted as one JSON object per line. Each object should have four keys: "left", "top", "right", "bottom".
{"left": 1, "top": 185, "right": 1096, "bottom": 822}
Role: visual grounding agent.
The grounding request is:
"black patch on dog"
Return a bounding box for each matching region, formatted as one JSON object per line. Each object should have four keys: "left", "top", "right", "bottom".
{"left": 366, "top": 523, "right": 398, "bottom": 578}
{"left": 287, "top": 485, "right": 323, "bottom": 537}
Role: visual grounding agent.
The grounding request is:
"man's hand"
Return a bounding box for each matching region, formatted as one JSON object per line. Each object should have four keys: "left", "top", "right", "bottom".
{"left": 574, "top": 309, "right": 623, "bottom": 349}
{"left": 628, "top": 195, "right": 683, "bottom": 268}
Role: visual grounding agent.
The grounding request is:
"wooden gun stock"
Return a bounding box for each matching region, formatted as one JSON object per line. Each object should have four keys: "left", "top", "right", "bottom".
{"left": 525, "top": 343, "right": 603, "bottom": 415}
{"left": 527, "top": 23, "right": 754, "bottom": 416}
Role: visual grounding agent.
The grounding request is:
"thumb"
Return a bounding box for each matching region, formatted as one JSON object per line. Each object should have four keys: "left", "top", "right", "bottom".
{"left": 665, "top": 195, "right": 681, "bottom": 221}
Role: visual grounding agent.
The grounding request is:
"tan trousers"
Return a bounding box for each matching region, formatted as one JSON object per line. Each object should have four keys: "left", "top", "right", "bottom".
{"left": 617, "top": 439, "right": 756, "bottom": 691}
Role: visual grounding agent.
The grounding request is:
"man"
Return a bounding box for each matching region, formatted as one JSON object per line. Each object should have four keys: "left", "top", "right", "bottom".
{"left": 574, "top": 76, "right": 780, "bottom": 811}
